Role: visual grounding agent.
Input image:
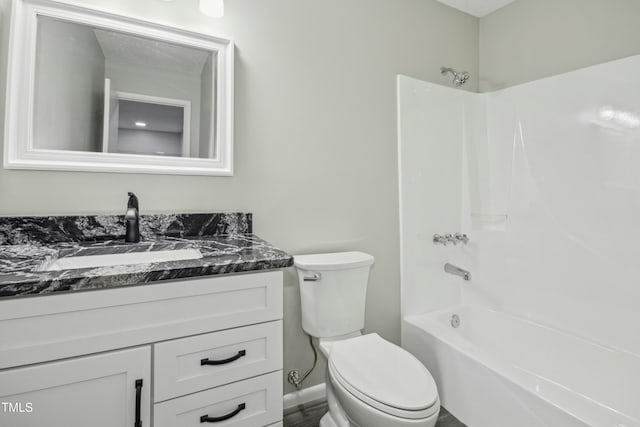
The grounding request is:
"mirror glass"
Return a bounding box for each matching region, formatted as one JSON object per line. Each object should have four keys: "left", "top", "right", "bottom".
{"left": 4, "top": 0, "right": 233, "bottom": 176}
{"left": 33, "top": 16, "right": 216, "bottom": 159}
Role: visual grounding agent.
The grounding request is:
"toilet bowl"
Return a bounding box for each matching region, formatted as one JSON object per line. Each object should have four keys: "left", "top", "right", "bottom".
{"left": 294, "top": 252, "right": 440, "bottom": 427}
{"left": 325, "top": 333, "right": 439, "bottom": 427}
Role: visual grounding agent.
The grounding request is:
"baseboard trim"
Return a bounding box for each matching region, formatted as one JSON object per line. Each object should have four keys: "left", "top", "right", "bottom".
{"left": 283, "top": 382, "right": 327, "bottom": 411}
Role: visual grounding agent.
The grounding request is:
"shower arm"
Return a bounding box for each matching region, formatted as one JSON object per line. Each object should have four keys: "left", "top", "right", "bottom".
{"left": 440, "top": 66, "right": 470, "bottom": 87}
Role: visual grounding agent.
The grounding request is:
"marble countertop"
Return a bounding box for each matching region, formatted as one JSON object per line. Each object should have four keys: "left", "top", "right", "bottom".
{"left": 0, "top": 234, "right": 293, "bottom": 298}
{"left": 0, "top": 213, "right": 293, "bottom": 298}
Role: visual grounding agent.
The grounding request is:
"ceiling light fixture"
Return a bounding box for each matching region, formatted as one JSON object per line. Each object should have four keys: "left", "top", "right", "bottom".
{"left": 200, "top": 0, "right": 224, "bottom": 18}
{"left": 135, "top": 122, "right": 147, "bottom": 127}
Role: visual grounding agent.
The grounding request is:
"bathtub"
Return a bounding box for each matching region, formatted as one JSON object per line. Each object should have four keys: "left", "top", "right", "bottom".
{"left": 402, "top": 305, "right": 640, "bottom": 427}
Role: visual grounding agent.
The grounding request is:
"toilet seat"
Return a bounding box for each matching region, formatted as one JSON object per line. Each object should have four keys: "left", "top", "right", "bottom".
{"left": 328, "top": 333, "right": 439, "bottom": 420}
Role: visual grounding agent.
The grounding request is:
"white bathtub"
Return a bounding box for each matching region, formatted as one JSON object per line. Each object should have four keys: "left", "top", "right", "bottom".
{"left": 403, "top": 306, "right": 640, "bottom": 427}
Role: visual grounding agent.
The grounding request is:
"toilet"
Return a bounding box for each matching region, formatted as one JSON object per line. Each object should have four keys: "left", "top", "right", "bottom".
{"left": 294, "top": 252, "right": 440, "bottom": 427}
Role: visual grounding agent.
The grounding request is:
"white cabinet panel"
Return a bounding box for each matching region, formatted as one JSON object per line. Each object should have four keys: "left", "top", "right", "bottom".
{"left": 0, "top": 271, "right": 285, "bottom": 426}
{"left": 0, "top": 271, "right": 283, "bottom": 369}
{"left": 154, "top": 371, "right": 282, "bottom": 427}
{"left": 0, "top": 347, "right": 151, "bottom": 427}
{"left": 154, "top": 320, "right": 283, "bottom": 402}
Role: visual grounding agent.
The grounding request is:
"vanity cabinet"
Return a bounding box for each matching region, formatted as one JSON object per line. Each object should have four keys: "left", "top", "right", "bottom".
{"left": 0, "top": 347, "right": 151, "bottom": 427}
{"left": 0, "top": 271, "right": 284, "bottom": 427}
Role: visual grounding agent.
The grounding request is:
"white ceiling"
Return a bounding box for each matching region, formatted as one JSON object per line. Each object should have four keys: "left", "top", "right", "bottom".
{"left": 436, "top": 0, "right": 516, "bottom": 17}
{"left": 94, "top": 29, "right": 211, "bottom": 76}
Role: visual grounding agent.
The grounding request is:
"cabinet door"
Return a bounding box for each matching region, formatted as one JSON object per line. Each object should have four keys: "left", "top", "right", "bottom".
{"left": 0, "top": 347, "right": 150, "bottom": 427}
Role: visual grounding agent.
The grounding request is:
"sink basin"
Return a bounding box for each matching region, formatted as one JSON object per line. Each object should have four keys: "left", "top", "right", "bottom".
{"left": 42, "top": 248, "right": 203, "bottom": 271}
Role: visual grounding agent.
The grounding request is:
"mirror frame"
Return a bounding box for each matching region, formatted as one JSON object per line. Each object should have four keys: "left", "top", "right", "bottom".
{"left": 3, "top": 0, "right": 234, "bottom": 176}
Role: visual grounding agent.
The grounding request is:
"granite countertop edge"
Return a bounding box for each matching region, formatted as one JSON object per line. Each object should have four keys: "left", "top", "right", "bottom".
{"left": 0, "top": 233, "right": 294, "bottom": 299}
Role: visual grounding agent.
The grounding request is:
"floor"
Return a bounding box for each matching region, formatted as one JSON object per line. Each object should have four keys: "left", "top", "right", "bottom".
{"left": 283, "top": 401, "right": 466, "bottom": 427}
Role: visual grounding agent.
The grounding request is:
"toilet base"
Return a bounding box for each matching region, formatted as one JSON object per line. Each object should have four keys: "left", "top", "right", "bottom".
{"left": 320, "top": 413, "right": 338, "bottom": 427}
{"left": 326, "top": 369, "right": 439, "bottom": 427}
{"left": 322, "top": 377, "right": 352, "bottom": 427}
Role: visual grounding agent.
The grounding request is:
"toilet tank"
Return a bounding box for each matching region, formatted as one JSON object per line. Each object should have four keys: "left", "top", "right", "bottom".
{"left": 294, "top": 252, "right": 374, "bottom": 338}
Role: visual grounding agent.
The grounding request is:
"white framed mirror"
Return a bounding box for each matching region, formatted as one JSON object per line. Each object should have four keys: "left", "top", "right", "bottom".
{"left": 3, "top": 0, "right": 234, "bottom": 176}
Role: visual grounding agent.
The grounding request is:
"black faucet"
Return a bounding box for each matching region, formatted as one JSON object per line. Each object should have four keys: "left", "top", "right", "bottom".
{"left": 125, "top": 192, "right": 140, "bottom": 243}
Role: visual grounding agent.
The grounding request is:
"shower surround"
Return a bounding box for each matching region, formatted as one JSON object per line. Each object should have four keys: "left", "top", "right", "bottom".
{"left": 398, "top": 55, "right": 640, "bottom": 426}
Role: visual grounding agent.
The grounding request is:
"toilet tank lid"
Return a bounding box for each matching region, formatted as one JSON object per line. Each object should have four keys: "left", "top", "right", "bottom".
{"left": 294, "top": 251, "right": 374, "bottom": 271}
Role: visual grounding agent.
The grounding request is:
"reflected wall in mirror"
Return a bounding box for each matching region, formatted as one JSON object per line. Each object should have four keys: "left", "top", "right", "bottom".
{"left": 4, "top": 0, "right": 233, "bottom": 175}
{"left": 109, "top": 97, "right": 189, "bottom": 157}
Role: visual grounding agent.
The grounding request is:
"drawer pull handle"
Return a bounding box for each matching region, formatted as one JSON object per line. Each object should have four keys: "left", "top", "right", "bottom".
{"left": 201, "top": 350, "right": 246, "bottom": 366}
{"left": 134, "top": 379, "right": 143, "bottom": 427}
{"left": 200, "top": 403, "right": 246, "bottom": 423}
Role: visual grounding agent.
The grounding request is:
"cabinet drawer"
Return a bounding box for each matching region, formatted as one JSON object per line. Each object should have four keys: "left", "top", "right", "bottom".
{"left": 154, "top": 371, "right": 282, "bottom": 427}
{"left": 154, "top": 321, "right": 283, "bottom": 402}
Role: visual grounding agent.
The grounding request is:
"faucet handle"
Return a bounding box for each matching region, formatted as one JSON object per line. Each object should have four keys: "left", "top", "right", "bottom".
{"left": 454, "top": 233, "right": 469, "bottom": 244}
{"left": 434, "top": 233, "right": 469, "bottom": 245}
{"left": 433, "top": 234, "right": 448, "bottom": 245}
{"left": 127, "top": 192, "right": 139, "bottom": 211}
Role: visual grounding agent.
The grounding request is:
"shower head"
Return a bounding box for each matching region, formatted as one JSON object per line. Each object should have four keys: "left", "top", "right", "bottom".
{"left": 441, "top": 66, "right": 470, "bottom": 87}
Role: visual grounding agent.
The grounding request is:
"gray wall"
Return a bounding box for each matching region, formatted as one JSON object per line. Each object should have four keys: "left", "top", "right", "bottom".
{"left": 0, "top": 0, "right": 477, "bottom": 394}
{"left": 115, "top": 129, "right": 182, "bottom": 157}
{"left": 479, "top": 0, "right": 640, "bottom": 91}
{"left": 0, "top": 0, "right": 9, "bottom": 171}
{"left": 199, "top": 53, "right": 214, "bottom": 159}
{"left": 33, "top": 18, "right": 105, "bottom": 151}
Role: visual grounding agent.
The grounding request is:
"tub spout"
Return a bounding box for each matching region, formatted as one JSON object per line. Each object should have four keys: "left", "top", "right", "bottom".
{"left": 444, "top": 263, "right": 471, "bottom": 281}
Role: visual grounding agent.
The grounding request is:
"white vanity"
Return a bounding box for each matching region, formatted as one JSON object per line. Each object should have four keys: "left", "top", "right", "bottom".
{"left": 0, "top": 0, "right": 286, "bottom": 422}
{"left": 0, "top": 271, "right": 285, "bottom": 427}
{"left": 0, "top": 0, "right": 288, "bottom": 421}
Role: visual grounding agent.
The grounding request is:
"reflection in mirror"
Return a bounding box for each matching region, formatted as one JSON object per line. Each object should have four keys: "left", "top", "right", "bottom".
{"left": 33, "top": 16, "right": 216, "bottom": 159}
{"left": 111, "top": 100, "right": 186, "bottom": 157}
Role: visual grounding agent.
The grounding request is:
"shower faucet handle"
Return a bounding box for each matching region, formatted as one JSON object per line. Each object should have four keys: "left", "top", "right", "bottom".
{"left": 433, "top": 234, "right": 448, "bottom": 245}
{"left": 454, "top": 233, "right": 469, "bottom": 244}
{"left": 433, "top": 233, "right": 469, "bottom": 245}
